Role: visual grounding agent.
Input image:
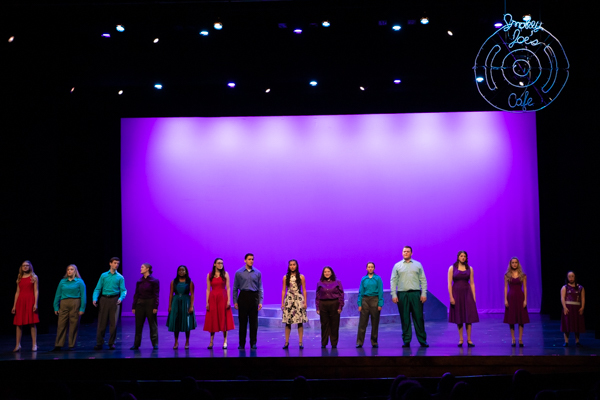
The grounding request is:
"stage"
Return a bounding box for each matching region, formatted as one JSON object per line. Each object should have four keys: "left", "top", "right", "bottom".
{"left": 2, "top": 314, "right": 597, "bottom": 381}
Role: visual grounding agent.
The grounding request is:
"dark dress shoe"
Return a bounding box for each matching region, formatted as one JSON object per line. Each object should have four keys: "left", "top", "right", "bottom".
{"left": 130, "top": 346, "right": 139, "bottom": 350}
{"left": 420, "top": 343, "right": 429, "bottom": 348}
{"left": 94, "top": 345, "right": 103, "bottom": 350}
{"left": 356, "top": 344, "right": 362, "bottom": 348}
{"left": 153, "top": 345, "right": 158, "bottom": 350}
{"left": 372, "top": 344, "right": 379, "bottom": 348}
{"left": 331, "top": 345, "right": 337, "bottom": 349}
{"left": 251, "top": 345, "right": 257, "bottom": 350}
{"left": 321, "top": 345, "right": 327, "bottom": 348}
{"left": 402, "top": 343, "right": 410, "bottom": 348}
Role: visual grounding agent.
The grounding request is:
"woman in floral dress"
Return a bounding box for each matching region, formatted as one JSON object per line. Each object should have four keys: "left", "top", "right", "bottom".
{"left": 281, "top": 259, "right": 308, "bottom": 349}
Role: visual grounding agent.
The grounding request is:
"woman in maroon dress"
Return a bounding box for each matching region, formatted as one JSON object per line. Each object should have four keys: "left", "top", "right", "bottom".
{"left": 503, "top": 257, "right": 529, "bottom": 347}
{"left": 448, "top": 251, "right": 479, "bottom": 347}
{"left": 203, "top": 258, "right": 235, "bottom": 349}
{"left": 560, "top": 271, "right": 585, "bottom": 347}
{"left": 11, "top": 260, "right": 39, "bottom": 352}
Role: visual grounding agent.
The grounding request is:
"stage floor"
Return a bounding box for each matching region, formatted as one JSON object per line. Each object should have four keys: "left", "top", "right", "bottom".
{"left": 2, "top": 314, "right": 598, "bottom": 380}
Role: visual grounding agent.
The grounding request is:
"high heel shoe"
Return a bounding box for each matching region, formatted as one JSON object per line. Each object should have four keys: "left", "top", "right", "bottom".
{"left": 223, "top": 344, "right": 228, "bottom": 349}
{"left": 207, "top": 344, "right": 213, "bottom": 350}
{"left": 32, "top": 345, "right": 38, "bottom": 352}
{"left": 173, "top": 343, "right": 179, "bottom": 349}
{"left": 458, "top": 341, "right": 463, "bottom": 347}
{"left": 282, "top": 343, "right": 289, "bottom": 349}
{"left": 519, "top": 341, "right": 524, "bottom": 347}
{"left": 467, "top": 342, "right": 475, "bottom": 347}
{"left": 185, "top": 344, "right": 189, "bottom": 349}
{"left": 511, "top": 340, "right": 516, "bottom": 347}
{"left": 299, "top": 343, "right": 304, "bottom": 349}
{"left": 13, "top": 345, "right": 21, "bottom": 353}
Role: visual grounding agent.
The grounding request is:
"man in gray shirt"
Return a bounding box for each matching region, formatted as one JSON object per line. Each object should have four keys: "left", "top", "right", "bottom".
{"left": 390, "top": 246, "right": 429, "bottom": 347}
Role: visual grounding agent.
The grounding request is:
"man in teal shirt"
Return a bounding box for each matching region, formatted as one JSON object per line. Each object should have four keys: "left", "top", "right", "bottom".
{"left": 356, "top": 262, "right": 384, "bottom": 348}
{"left": 93, "top": 257, "right": 127, "bottom": 350}
{"left": 390, "top": 246, "right": 429, "bottom": 347}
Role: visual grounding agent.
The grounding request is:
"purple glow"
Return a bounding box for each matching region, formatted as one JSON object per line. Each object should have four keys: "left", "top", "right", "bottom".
{"left": 494, "top": 23, "right": 503, "bottom": 28}
{"left": 121, "top": 112, "right": 540, "bottom": 315}
{"left": 102, "top": 33, "right": 111, "bottom": 38}
{"left": 394, "top": 79, "right": 401, "bottom": 84}
{"left": 294, "top": 29, "right": 302, "bottom": 34}
{"left": 227, "top": 82, "right": 235, "bottom": 88}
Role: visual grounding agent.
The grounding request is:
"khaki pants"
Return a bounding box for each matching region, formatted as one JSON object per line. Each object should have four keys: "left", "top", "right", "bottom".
{"left": 55, "top": 298, "right": 81, "bottom": 348}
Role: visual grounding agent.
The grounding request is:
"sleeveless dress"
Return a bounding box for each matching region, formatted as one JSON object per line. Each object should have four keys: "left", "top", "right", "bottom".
{"left": 203, "top": 276, "right": 235, "bottom": 333}
{"left": 561, "top": 284, "right": 585, "bottom": 333}
{"left": 282, "top": 274, "right": 308, "bottom": 325}
{"left": 167, "top": 281, "right": 197, "bottom": 332}
{"left": 449, "top": 267, "right": 479, "bottom": 324}
{"left": 503, "top": 276, "right": 530, "bottom": 324}
{"left": 14, "top": 276, "right": 40, "bottom": 326}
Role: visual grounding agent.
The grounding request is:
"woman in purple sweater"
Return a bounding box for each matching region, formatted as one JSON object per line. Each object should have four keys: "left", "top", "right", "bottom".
{"left": 316, "top": 266, "right": 344, "bottom": 348}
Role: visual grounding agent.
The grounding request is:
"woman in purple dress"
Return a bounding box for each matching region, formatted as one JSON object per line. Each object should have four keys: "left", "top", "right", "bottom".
{"left": 448, "top": 251, "right": 479, "bottom": 347}
{"left": 315, "top": 266, "right": 344, "bottom": 349}
{"left": 503, "top": 257, "right": 529, "bottom": 347}
{"left": 560, "top": 271, "right": 585, "bottom": 347}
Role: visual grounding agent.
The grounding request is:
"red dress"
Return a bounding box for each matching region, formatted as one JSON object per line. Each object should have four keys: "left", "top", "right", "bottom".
{"left": 203, "top": 276, "right": 235, "bottom": 333}
{"left": 14, "top": 276, "right": 39, "bottom": 326}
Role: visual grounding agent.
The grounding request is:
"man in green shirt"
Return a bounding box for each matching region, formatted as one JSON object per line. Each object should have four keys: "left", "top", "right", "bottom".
{"left": 390, "top": 246, "right": 429, "bottom": 347}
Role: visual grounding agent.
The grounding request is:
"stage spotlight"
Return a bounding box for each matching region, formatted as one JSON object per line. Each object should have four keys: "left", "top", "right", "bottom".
{"left": 519, "top": 81, "right": 524, "bottom": 86}
{"left": 214, "top": 22, "right": 223, "bottom": 30}
{"left": 102, "top": 33, "right": 111, "bottom": 38}
{"left": 118, "top": 90, "right": 124, "bottom": 95}
{"left": 359, "top": 86, "right": 365, "bottom": 91}
{"left": 70, "top": 87, "right": 75, "bottom": 93}
{"left": 393, "top": 79, "right": 401, "bottom": 84}
{"left": 8, "top": 36, "right": 15, "bottom": 42}
{"left": 294, "top": 29, "right": 302, "bottom": 34}
{"left": 228, "top": 82, "right": 235, "bottom": 88}
{"left": 322, "top": 21, "right": 330, "bottom": 27}
{"left": 200, "top": 30, "right": 209, "bottom": 36}
{"left": 447, "top": 30, "right": 453, "bottom": 36}
{"left": 310, "top": 81, "right": 317, "bottom": 86}
{"left": 494, "top": 22, "right": 503, "bottom": 28}
{"left": 476, "top": 77, "right": 484, "bottom": 83}
{"left": 153, "top": 38, "right": 159, "bottom": 43}
{"left": 420, "top": 17, "right": 429, "bottom": 25}
{"left": 154, "top": 84, "right": 163, "bottom": 89}
{"left": 523, "top": 14, "right": 532, "bottom": 22}
{"left": 265, "top": 88, "right": 271, "bottom": 93}
{"left": 116, "top": 25, "right": 125, "bottom": 32}
{"left": 392, "top": 25, "right": 401, "bottom": 31}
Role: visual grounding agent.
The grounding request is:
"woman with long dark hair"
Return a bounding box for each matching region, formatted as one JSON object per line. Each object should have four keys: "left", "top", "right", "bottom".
{"left": 281, "top": 259, "right": 308, "bottom": 349}
{"left": 448, "top": 251, "right": 479, "bottom": 347}
{"left": 203, "top": 258, "right": 235, "bottom": 349}
{"left": 560, "top": 271, "right": 585, "bottom": 346}
{"left": 12, "top": 260, "right": 39, "bottom": 352}
{"left": 167, "top": 265, "right": 197, "bottom": 349}
{"left": 315, "top": 266, "right": 344, "bottom": 348}
{"left": 503, "top": 257, "right": 530, "bottom": 346}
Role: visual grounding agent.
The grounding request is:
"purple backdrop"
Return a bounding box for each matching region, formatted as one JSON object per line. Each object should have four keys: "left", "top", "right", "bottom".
{"left": 121, "top": 112, "right": 541, "bottom": 315}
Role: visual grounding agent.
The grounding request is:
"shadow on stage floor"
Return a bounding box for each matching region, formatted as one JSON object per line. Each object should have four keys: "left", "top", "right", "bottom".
{"left": 1, "top": 314, "right": 598, "bottom": 380}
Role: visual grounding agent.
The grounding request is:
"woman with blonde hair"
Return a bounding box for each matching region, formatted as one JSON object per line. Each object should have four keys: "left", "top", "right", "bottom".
{"left": 12, "top": 260, "right": 39, "bottom": 352}
{"left": 503, "top": 257, "right": 530, "bottom": 346}
{"left": 51, "top": 264, "right": 86, "bottom": 351}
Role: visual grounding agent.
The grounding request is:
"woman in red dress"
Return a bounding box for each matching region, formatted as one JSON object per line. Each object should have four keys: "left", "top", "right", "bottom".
{"left": 12, "top": 260, "right": 40, "bottom": 352}
{"left": 203, "top": 258, "right": 235, "bottom": 349}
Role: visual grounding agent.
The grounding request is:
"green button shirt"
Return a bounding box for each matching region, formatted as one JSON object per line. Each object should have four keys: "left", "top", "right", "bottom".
{"left": 390, "top": 259, "right": 427, "bottom": 299}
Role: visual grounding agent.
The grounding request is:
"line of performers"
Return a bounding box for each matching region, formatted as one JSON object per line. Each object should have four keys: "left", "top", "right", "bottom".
{"left": 11, "top": 247, "right": 586, "bottom": 352}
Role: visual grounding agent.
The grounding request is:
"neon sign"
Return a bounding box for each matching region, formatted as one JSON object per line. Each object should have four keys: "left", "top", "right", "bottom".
{"left": 474, "top": 14, "right": 569, "bottom": 112}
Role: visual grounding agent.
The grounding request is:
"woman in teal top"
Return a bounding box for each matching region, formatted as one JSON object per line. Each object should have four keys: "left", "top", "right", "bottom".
{"left": 356, "top": 262, "right": 384, "bottom": 348}
{"left": 52, "top": 264, "right": 86, "bottom": 351}
{"left": 167, "top": 265, "right": 197, "bottom": 349}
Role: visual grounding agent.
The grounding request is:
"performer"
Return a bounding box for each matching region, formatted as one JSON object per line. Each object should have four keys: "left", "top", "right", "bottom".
{"left": 503, "top": 257, "right": 529, "bottom": 347}
{"left": 12, "top": 260, "right": 39, "bottom": 352}
{"left": 560, "top": 271, "right": 585, "bottom": 347}
{"left": 167, "top": 265, "right": 197, "bottom": 349}
{"left": 93, "top": 257, "right": 127, "bottom": 350}
{"left": 390, "top": 246, "right": 429, "bottom": 347}
{"left": 130, "top": 263, "right": 159, "bottom": 350}
{"left": 51, "top": 264, "right": 86, "bottom": 351}
{"left": 203, "top": 258, "right": 234, "bottom": 349}
{"left": 316, "top": 266, "right": 344, "bottom": 348}
{"left": 448, "top": 251, "right": 479, "bottom": 347}
{"left": 356, "top": 262, "right": 383, "bottom": 348}
{"left": 233, "top": 253, "right": 263, "bottom": 349}
{"left": 281, "top": 259, "right": 308, "bottom": 349}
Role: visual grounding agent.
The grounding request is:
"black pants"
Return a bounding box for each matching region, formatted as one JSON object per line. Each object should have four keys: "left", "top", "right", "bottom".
{"left": 133, "top": 298, "right": 158, "bottom": 347}
{"left": 356, "top": 296, "right": 380, "bottom": 346}
{"left": 238, "top": 291, "right": 259, "bottom": 347}
{"left": 319, "top": 300, "right": 340, "bottom": 347}
{"left": 96, "top": 296, "right": 120, "bottom": 346}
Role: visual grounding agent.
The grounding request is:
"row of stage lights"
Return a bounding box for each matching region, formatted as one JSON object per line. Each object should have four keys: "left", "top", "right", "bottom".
{"left": 67, "top": 79, "right": 405, "bottom": 95}
{"left": 6, "top": 14, "right": 534, "bottom": 44}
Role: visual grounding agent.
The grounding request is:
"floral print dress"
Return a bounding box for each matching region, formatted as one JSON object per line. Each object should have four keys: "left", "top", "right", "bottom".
{"left": 282, "top": 275, "right": 308, "bottom": 324}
